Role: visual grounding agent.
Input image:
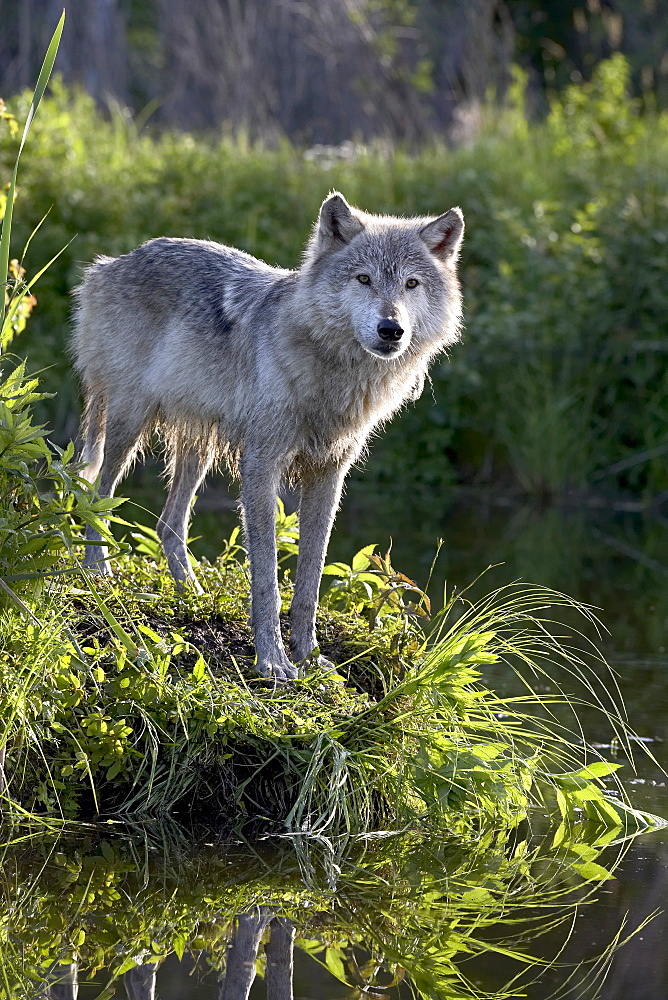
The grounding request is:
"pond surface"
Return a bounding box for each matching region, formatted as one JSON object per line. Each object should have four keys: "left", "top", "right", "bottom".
{"left": 10, "top": 475, "right": 668, "bottom": 999}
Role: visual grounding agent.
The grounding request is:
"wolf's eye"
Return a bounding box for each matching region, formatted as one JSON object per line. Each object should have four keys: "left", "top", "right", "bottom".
{"left": 356, "top": 274, "right": 371, "bottom": 284}
{"left": 406, "top": 278, "right": 419, "bottom": 289}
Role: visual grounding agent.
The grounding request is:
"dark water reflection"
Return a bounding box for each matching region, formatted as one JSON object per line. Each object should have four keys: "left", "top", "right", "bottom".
{"left": 55, "top": 473, "right": 668, "bottom": 998}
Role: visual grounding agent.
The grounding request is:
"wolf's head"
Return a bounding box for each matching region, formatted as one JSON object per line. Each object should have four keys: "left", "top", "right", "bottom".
{"left": 302, "top": 192, "right": 464, "bottom": 362}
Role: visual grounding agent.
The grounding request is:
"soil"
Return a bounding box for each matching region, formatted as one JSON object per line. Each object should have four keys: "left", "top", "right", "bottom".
{"left": 70, "top": 601, "right": 374, "bottom": 689}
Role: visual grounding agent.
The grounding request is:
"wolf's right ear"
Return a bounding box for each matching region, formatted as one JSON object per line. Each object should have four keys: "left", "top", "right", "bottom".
{"left": 315, "top": 192, "right": 365, "bottom": 255}
{"left": 419, "top": 208, "right": 464, "bottom": 263}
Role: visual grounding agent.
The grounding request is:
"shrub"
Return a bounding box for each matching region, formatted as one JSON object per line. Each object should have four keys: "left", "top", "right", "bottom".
{"left": 0, "top": 362, "right": 120, "bottom": 601}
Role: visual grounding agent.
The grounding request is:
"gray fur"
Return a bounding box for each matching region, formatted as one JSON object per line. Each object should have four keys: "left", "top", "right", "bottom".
{"left": 71, "top": 192, "right": 464, "bottom": 679}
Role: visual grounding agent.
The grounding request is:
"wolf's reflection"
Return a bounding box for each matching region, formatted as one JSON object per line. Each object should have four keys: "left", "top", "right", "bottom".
{"left": 44, "top": 909, "right": 295, "bottom": 999}
{"left": 219, "top": 908, "right": 295, "bottom": 1000}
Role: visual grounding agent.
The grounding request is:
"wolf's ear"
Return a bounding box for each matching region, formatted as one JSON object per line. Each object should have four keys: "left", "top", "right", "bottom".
{"left": 419, "top": 208, "right": 464, "bottom": 263}
{"left": 316, "top": 192, "right": 365, "bottom": 254}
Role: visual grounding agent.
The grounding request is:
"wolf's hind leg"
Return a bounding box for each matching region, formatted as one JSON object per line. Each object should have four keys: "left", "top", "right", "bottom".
{"left": 83, "top": 407, "right": 145, "bottom": 575}
{"left": 79, "top": 389, "right": 107, "bottom": 484}
{"left": 157, "top": 448, "right": 212, "bottom": 590}
{"left": 290, "top": 460, "right": 350, "bottom": 665}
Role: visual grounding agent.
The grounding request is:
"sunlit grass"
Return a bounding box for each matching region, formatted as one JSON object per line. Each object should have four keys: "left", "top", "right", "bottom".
{"left": 0, "top": 528, "right": 662, "bottom": 850}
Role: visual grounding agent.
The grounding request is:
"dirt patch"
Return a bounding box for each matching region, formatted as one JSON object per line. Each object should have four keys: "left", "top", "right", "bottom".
{"left": 71, "top": 602, "right": 372, "bottom": 686}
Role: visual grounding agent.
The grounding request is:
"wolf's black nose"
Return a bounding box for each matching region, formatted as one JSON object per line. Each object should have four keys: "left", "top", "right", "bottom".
{"left": 377, "top": 318, "right": 404, "bottom": 341}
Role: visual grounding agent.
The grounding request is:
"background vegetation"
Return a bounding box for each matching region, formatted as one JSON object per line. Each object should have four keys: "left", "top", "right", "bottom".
{"left": 2, "top": 50, "right": 667, "bottom": 499}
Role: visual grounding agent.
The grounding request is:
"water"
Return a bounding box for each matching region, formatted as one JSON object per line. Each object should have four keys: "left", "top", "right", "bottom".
{"left": 6, "top": 474, "right": 668, "bottom": 999}
{"left": 335, "top": 485, "right": 668, "bottom": 1000}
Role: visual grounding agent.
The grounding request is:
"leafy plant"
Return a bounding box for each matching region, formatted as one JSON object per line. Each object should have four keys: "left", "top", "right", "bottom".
{"left": 323, "top": 543, "right": 430, "bottom": 623}
{"left": 0, "top": 363, "right": 121, "bottom": 601}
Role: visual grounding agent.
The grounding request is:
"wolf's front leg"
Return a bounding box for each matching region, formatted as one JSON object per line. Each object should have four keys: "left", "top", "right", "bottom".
{"left": 240, "top": 451, "right": 296, "bottom": 680}
{"left": 291, "top": 460, "right": 350, "bottom": 665}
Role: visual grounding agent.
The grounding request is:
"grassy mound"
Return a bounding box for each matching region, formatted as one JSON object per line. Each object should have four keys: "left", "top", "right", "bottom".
{"left": 0, "top": 360, "right": 659, "bottom": 844}
{"left": 0, "top": 533, "right": 656, "bottom": 841}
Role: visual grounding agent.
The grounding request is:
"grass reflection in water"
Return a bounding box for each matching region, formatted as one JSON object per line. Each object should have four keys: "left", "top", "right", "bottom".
{"left": 0, "top": 819, "right": 659, "bottom": 1000}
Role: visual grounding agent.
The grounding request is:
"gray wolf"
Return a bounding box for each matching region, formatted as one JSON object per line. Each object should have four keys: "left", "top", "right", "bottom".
{"left": 72, "top": 192, "right": 464, "bottom": 679}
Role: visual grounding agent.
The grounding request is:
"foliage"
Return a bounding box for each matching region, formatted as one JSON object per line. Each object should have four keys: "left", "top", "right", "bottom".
{"left": 1, "top": 55, "right": 667, "bottom": 497}
{"left": 0, "top": 363, "right": 120, "bottom": 602}
{"left": 0, "top": 20, "right": 120, "bottom": 613}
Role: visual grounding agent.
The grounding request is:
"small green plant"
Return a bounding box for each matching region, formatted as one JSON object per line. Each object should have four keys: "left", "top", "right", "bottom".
{"left": 323, "top": 544, "right": 430, "bottom": 625}
{"left": 0, "top": 363, "right": 121, "bottom": 602}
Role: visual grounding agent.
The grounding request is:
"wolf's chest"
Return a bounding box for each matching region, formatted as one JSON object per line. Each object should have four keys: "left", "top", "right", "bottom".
{"left": 295, "top": 365, "right": 415, "bottom": 458}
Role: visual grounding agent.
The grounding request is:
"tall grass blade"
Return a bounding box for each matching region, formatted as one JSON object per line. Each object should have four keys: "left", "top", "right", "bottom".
{"left": 0, "top": 10, "right": 65, "bottom": 339}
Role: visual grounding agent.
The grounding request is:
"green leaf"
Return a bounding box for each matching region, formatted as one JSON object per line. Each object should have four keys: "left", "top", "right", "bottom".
{"left": 553, "top": 774, "right": 590, "bottom": 791}
{"left": 192, "top": 657, "right": 206, "bottom": 682}
{"left": 324, "top": 946, "right": 348, "bottom": 983}
{"left": 322, "top": 562, "right": 352, "bottom": 577}
{"left": 574, "top": 761, "right": 622, "bottom": 780}
{"left": 352, "top": 544, "right": 376, "bottom": 571}
{"left": 573, "top": 861, "right": 615, "bottom": 882}
{"left": 173, "top": 933, "right": 187, "bottom": 962}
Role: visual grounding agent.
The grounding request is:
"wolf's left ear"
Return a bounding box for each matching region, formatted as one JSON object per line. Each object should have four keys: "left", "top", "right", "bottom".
{"left": 316, "top": 192, "right": 365, "bottom": 254}
{"left": 419, "top": 208, "right": 464, "bottom": 263}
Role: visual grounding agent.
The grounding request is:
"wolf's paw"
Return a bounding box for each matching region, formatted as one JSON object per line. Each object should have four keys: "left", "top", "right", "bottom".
{"left": 256, "top": 653, "right": 298, "bottom": 682}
